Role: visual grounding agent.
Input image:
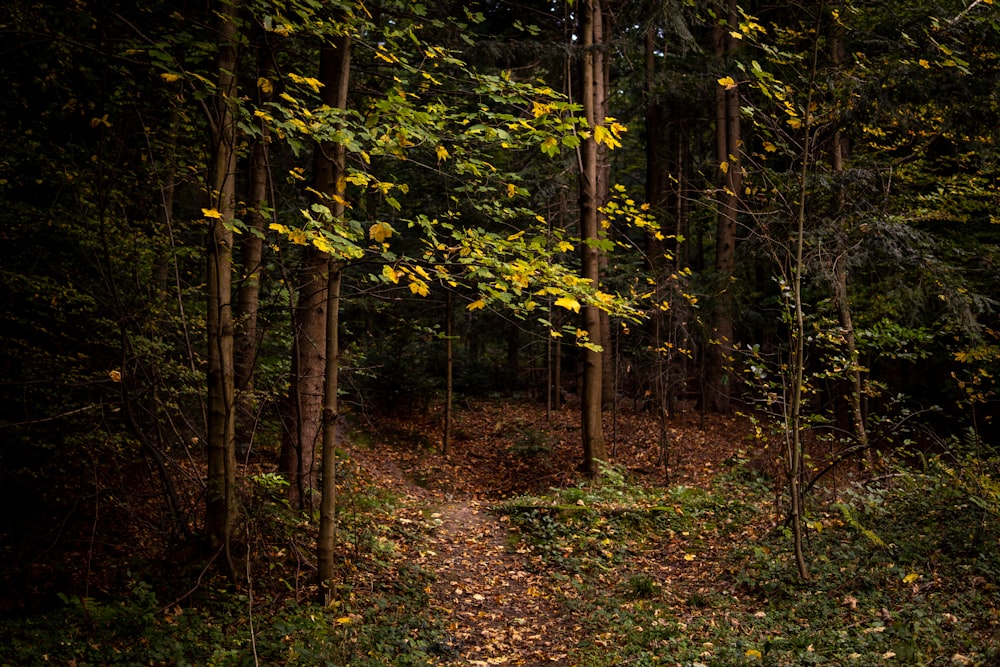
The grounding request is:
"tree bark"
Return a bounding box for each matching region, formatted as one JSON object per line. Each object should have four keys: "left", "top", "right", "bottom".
{"left": 578, "top": 0, "right": 608, "bottom": 475}
{"left": 280, "top": 246, "right": 327, "bottom": 510}
{"left": 705, "top": 0, "right": 741, "bottom": 414}
{"left": 828, "top": 4, "right": 869, "bottom": 460}
{"left": 281, "top": 39, "right": 354, "bottom": 511}
{"left": 596, "top": 5, "right": 615, "bottom": 410}
{"left": 205, "top": 0, "right": 239, "bottom": 580}
{"left": 316, "top": 33, "right": 352, "bottom": 597}
{"left": 443, "top": 291, "right": 454, "bottom": 456}
{"left": 234, "top": 38, "right": 274, "bottom": 454}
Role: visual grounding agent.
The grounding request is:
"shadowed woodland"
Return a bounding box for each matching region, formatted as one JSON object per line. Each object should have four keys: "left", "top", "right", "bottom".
{"left": 1, "top": 0, "right": 999, "bottom": 664}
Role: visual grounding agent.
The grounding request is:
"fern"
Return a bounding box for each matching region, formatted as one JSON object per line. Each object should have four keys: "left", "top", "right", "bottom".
{"left": 835, "top": 502, "right": 886, "bottom": 548}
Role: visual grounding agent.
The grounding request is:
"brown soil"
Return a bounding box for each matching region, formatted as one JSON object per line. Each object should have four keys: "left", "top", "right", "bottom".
{"left": 345, "top": 400, "right": 759, "bottom": 665}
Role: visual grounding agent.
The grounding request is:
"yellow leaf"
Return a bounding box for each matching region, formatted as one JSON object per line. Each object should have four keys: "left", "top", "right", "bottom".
{"left": 467, "top": 299, "right": 486, "bottom": 311}
{"left": 109, "top": 370, "right": 122, "bottom": 383}
{"left": 201, "top": 208, "right": 223, "bottom": 219}
{"left": 409, "top": 279, "right": 429, "bottom": 297}
{"left": 160, "top": 72, "right": 181, "bottom": 83}
{"left": 531, "top": 101, "right": 551, "bottom": 118}
{"left": 745, "top": 649, "right": 761, "bottom": 660}
{"left": 554, "top": 296, "right": 581, "bottom": 313}
{"left": 594, "top": 125, "right": 620, "bottom": 149}
{"left": 369, "top": 222, "right": 392, "bottom": 243}
{"left": 312, "top": 236, "right": 335, "bottom": 254}
{"left": 683, "top": 553, "right": 696, "bottom": 561}
{"left": 436, "top": 145, "right": 449, "bottom": 161}
{"left": 382, "top": 265, "right": 400, "bottom": 284}
{"left": 335, "top": 617, "right": 352, "bottom": 624}
{"left": 903, "top": 572, "right": 920, "bottom": 584}
{"left": 719, "top": 161, "right": 729, "bottom": 174}
{"left": 288, "top": 72, "right": 324, "bottom": 92}
{"left": 718, "top": 76, "right": 737, "bottom": 89}
{"left": 763, "top": 141, "right": 778, "bottom": 152}
{"left": 257, "top": 77, "right": 273, "bottom": 95}
{"left": 506, "top": 183, "right": 517, "bottom": 198}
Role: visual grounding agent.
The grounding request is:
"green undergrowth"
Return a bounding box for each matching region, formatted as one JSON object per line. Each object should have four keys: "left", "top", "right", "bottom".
{"left": 498, "top": 456, "right": 1000, "bottom": 666}
{"left": 0, "top": 457, "right": 449, "bottom": 667}
{"left": 4, "top": 447, "right": 999, "bottom": 666}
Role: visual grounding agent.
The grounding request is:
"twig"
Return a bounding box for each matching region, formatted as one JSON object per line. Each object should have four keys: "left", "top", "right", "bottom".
{"left": 246, "top": 524, "right": 259, "bottom": 667}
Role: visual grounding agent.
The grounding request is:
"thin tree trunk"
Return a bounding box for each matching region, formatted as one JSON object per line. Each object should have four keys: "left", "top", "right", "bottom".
{"left": 578, "top": 0, "right": 608, "bottom": 475}
{"left": 205, "top": 0, "right": 239, "bottom": 581}
{"left": 318, "top": 266, "right": 342, "bottom": 598}
{"left": 596, "top": 4, "right": 614, "bottom": 410}
{"left": 281, "top": 247, "right": 327, "bottom": 510}
{"left": 235, "top": 40, "right": 273, "bottom": 454}
{"left": 787, "top": 15, "right": 826, "bottom": 583}
{"left": 317, "top": 33, "right": 352, "bottom": 596}
{"left": 828, "top": 5, "right": 869, "bottom": 461}
{"left": 705, "top": 0, "right": 741, "bottom": 414}
{"left": 443, "top": 291, "right": 454, "bottom": 456}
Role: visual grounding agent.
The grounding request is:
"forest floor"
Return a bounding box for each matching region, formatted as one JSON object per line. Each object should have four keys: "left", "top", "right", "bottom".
{"left": 3, "top": 397, "right": 997, "bottom": 666}
{"left": 345, "top": 399, "right": 762, "bottom": 665}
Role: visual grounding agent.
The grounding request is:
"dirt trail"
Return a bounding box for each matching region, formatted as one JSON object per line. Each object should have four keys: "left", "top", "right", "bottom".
{"left": 420, "top": 498, "right": 572, "bottom": 665}
{"left": 347, "top": 407, "right": 752, "bottom": 665}
{"left": 350, "top": 448, "right": 576, "bottom": 664}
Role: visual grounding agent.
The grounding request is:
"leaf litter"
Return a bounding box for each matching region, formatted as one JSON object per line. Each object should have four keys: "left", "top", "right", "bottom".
{"left": 346, "top": 399, "right": 756, "bottom": 665}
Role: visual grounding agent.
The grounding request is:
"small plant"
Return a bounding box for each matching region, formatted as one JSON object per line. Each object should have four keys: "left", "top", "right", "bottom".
{"left": 623, "top": 573, "right": 660, "bottom": 600}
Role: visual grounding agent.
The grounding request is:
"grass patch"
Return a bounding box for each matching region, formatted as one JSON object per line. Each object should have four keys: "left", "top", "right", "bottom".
{"left": 497, "top": 458, "right": 1000, "bottom": 666}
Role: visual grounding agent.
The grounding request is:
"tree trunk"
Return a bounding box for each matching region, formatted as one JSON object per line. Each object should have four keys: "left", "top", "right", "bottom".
{"left": 596, "top": 5, "right": 614, "bottom": 410}
{"left": 316, "top": 33, "right": 352, "bottom": 596}
{"left": 578, "top": 0, "right": 608, "bottom": 475}
{"left": 787, "top": 17, "right": 826, "bottom": 583}
{"left": 318, "top": 264, "right": 342, "bottom": 598}
{"left": 234, "top": 39, "right": 273, "bottom": 454}
{"left": 281, "top": 247, "right": 327, "bottom": 510}
{"left": 828, "top": 6, "right": 868, "bottom": 460}
{"left": 281, "top": 39, "right": 355, "bottom": 510}
{"left": 705, "top": 0, "right": 741, "bottom": 414}
{"left": 443, "top": 291, "right": 454, "bottom": 456}
{"left": 205, "top": 0, "right": 239, "bottom": 580}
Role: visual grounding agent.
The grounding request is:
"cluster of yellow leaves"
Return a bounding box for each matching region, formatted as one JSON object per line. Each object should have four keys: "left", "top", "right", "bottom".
{"left": 592, "top": 118, "right": 627, "bottom": 150}
{"left": 382, "top": 263, "right": 431, "bottom": 296}
{"left": 288, "top": 71, "right": 324, "bottom": 93}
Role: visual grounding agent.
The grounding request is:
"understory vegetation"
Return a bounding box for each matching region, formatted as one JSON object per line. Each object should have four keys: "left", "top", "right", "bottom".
{"left": 2, "top": 405, "right": 998, "bottom": 666}
{"left": 501, "top": 454, "right": 1000, "bottom": 665}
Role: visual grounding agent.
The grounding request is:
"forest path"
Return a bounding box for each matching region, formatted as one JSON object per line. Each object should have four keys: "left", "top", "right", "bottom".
{"left": 349, "top": 446, "right": 578, "bottom": 665}
{"left": 418, "top": 498, "right": 574, "bottom": 665}
{"left": 347, "top": 403, "right": 753, "bottom": 665}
